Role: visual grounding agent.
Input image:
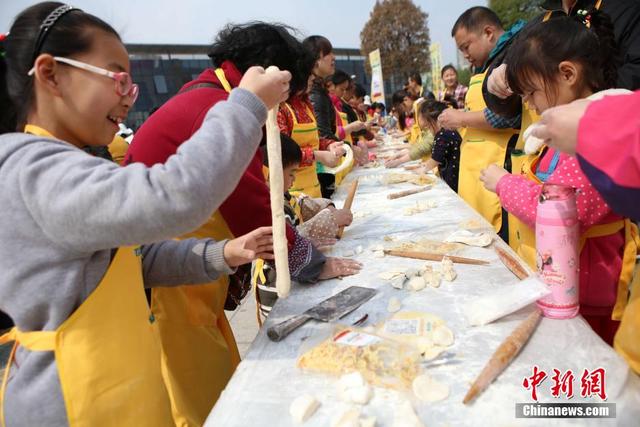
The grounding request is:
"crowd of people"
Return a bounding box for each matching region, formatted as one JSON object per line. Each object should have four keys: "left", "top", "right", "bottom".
{"left": 0, "top": 1, "right": 639, "bottom": 426}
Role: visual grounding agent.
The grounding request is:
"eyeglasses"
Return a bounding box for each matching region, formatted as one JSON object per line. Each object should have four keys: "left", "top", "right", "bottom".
{"left": 28, "top": 56, "right": 139, "bottom": 104}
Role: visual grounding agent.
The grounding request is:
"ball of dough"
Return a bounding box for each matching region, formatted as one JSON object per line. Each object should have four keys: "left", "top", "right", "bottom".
{"left": 407, "top": 276, "right": 426, "bottom": 291}
{"left": 432, "top": 325, "right": 454, "bottom": 347}
{"left": 289, "top": 394, "right": 320, "bottom": 423}
{"left": 387, "top": 297, "right": 402, "bottom": 313}
{"left": 412, "top": 374, "right": 450, "bottom": 403}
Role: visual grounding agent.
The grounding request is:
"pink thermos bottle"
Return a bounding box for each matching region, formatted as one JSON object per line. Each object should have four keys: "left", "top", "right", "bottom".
{"left": 535, "top": 183, "right": 580, "bottom": 319}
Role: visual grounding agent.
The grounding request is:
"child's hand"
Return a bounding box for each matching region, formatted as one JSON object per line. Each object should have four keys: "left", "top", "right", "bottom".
{"left": 315, "top": 150, "right": 339, "bottom": 167}
{"left": 332, "top": 208, "right": 353, "bottom": 227}
{"left": 310, "top": 237, "right": 337, "bottom": 251}
{"left": 318, "top": 257, "right": 362, "bottom": 280}
{"left": 223, "top": 226, "right": 274, "bottom": 267}
{"left": 239, "top": 66, "right": 291, "bottom": 110}
{"left": 480, "top": 164, "right": 510, "bottom": 193}
{"left": 437, "top": 108, "right": 464, "bottom": 129}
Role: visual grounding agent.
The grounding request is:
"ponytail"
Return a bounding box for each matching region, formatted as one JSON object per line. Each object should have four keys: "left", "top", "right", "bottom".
{"left": 0, "top": 33, "right": 17, "bottom": 134}
{"left": 582, "top": 9, "right": 618, "bottom": 89}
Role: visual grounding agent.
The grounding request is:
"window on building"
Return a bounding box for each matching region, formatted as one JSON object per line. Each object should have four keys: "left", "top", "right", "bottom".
{"left": 153, "top": 75, "right": 168, "bottom": 94}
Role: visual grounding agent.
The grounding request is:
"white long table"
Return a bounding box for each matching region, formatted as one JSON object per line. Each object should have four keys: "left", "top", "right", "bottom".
{"left": 206, "top": 162, "right": 640, "bottom": 426}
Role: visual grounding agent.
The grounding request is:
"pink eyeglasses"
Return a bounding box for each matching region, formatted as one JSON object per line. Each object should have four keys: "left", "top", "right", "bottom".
{"left": 28, "top": 57, "right": 139, "bottom": 104}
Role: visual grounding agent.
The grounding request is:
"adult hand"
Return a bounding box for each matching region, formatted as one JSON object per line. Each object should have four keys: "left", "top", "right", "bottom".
{"left": 314, "top": 150, "right": 340, "bottom": 167}
{"left": 223, "top": 226, "right": 273, "bottom": 267}
{"left": 529, "top": 99, "right": 592, "bottom": 156}
{"left": 328, "top": 141, "right": 346, "bottom": 157}
{"left": 318, "top": 257, "right": 362, "bottom": 280}
{"left": 438, "top": 108, "right": 464, "bottom": 129}
{"left": 384, "top": 151, "right": 409, "bottom": 168}
{"left": 345, "top": 121, "right": 366, "bottom": 133}
{"left": 480, "top": 164, "right": 509, "bottom": 193}
{"left": 487, "top": 64, "right": 513, "bottom": 99}
{"left": 238, "top": 66, "right": 291, "bottom": 110}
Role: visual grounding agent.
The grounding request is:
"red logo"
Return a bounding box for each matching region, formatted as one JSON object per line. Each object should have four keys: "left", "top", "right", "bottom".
{"left": 550, "top": 369, "right": 575, "bottom": 399}
{"left": 580, "top": 368, "right": 607, "bottom": 400}
{"left": 522, "top": 365, "right": 548, "bottom": 401}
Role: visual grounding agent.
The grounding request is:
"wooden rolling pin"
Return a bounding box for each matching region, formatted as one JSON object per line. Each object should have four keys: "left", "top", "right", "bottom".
{"left": 337, "top": 179, "right": 359, "bottom": 238}
{"left": 495, "top": 246, "right": 530, "bottom": 280}
{"left": 383, "top": 250, "right": 489, "bottom": 265}
{"left": 264, "top": 66, "right": 291, "bottom": 298}
{"left": 387, "top": 186, "right": 431, "bottom": 200}
{"left": 463, "top": 308, "right": 542, "bottom": 404}
{"left": 403, "top": 163, "right": 423, "bottom": 171}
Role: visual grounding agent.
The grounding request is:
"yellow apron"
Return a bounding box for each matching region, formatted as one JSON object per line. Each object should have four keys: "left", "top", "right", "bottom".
{"left": 408, "top": 100, "right": 423, "bottom": 145}
{"left": 614, "top": 262, "right": 640, "bottom": 374}
{"left": 457, "top": 72, "right": 518, "bottom": 232}
{"left": 334, "top": 109, "right": 354, "bottom": 185}
{"left": 283, "top": 103, "right": 322, "bottom": 198}
{"left": 507, "top": 105, "right": 540, "bottom": 268}
{"left": 108, "top": 135, "right": 129, "bottom": 165}
{"left": 0, "top": 247, "right": 174, "bottom": 427}
{"left": 519, "top": 148, "right": 639, "bottom": 322}
{"left": 151, "top": 67, "right": 241, "bottom": 426}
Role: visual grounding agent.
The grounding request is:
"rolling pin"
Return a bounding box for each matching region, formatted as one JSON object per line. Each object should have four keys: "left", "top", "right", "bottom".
{"left": 387, "top": 186, "right": 431, "bottom": 200}
{"left": 495, "top": 246, "right": 530, "bottom": 280}
{"left": 463, "top": 308, "right": 542, "bottom": 404}
{"left": 383, "top": 250, "right": 489, "bottom": 265}
{"left": 264, "top": 66, "right": 291, "bottom": 298}
{"left": 337, "top": 179, "right": 359, "bottom": 239}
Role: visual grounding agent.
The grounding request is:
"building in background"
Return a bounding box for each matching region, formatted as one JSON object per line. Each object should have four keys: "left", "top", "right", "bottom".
{"left": 125, "top": 44, "right": 368, "bottom": 130}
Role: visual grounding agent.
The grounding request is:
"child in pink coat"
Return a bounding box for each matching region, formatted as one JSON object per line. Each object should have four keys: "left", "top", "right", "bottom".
{"left": 479, "top": 13, "right": 636, "bottom": 344}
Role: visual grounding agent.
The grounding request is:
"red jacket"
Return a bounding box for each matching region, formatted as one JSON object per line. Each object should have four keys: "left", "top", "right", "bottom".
{"left": 125, "top": 61, "right": 296, "bottom": 247}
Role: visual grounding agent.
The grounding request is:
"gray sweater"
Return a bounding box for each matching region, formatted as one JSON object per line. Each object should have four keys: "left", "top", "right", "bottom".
{"left": 0, "top": 88, "right": 267, "bottom": 426}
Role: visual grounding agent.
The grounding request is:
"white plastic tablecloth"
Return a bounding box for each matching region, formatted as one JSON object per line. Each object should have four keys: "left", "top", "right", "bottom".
{"left": 206, "top": 161, "right": 640, "bottom": 427}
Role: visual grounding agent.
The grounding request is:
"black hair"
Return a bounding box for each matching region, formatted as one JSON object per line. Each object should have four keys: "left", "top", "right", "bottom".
{"left": 391, "top": 89, "right": 410, "bottom": 130}
{"left": 441, "top": 94, "right": 458, "bottom": 109}
{"left": 418, "top": 99, "right": 449, "bottom": 125}
{"left": 330, "top": 69, "right": 351, "bottom": 86}
{"left": 441, "top": 64, "right": 457, "bottom": 78}
{"left": 261, "top": 133, "right": 302, "bottom": 169}
{"left": 371, "top": 102, "right": 385, "bottom": 113}
{"left": 208, "top": 22, "right": 313, "bottom": 96}
{"left": 302, "top": 35, "right": 333, "bottom": 60}
{"left": 505, "top": 11, "right": 618, "bottom": 104}
{"left": 408, "top": 72, "right": 422, "bottom": 86}
{"left": 1, "top": 2, "right": 119, "bottom": 133}
{"left": 353, "top": 83, "right": 366, "bottom": 99}
{"left": 451, "top": 6, "right": 503, "bottom": 37}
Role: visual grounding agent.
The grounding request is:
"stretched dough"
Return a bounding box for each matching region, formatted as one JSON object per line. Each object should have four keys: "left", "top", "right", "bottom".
{"left": 412, "top": 374, "right": 450, "bottom": 403}
{"left": 289, "top": 394, "right": 320, "bottom": 423}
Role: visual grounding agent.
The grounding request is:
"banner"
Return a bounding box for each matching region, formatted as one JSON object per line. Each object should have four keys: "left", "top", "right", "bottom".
{"left": 430, "top": 42, "right": 443, "bottom": 96}
{"left": 369, "top": 49, "right": 385, "bottom": 104}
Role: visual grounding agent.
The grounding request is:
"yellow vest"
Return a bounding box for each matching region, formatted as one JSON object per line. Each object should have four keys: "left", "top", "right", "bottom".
{"left": 457, "top": 72, "right": 518, "bottom": 232}
{"left": 150, "top": 68, "right": 241, "bottom": 426}
{"left": 282, "top": 102, "right": 322, "bottom": 198}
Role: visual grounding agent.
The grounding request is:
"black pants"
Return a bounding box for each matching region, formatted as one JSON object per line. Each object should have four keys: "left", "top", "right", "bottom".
{"left": 318, "top": 173, "right": 336, "bottom": 199}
